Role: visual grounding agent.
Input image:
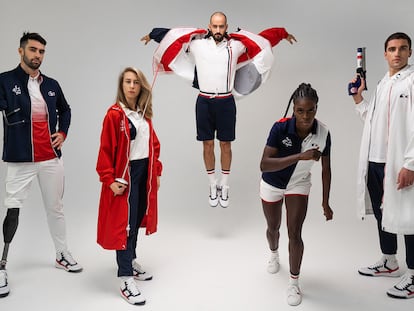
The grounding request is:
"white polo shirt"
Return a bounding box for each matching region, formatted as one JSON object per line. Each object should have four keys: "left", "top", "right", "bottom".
{"left": 120, "top": 103, "right": 149, "bottom": 160}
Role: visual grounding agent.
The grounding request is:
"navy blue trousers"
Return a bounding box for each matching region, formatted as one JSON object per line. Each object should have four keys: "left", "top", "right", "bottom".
{"left": 116, "top": 158, "right": 148, "bottom": 277}
{"left": 367, "top": 162, "right": 414, "bottom": 268}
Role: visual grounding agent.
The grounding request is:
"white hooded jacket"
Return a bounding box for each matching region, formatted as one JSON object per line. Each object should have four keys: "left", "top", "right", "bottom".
{"left": 355, "top": 64, "right": 414, "bottom": 234}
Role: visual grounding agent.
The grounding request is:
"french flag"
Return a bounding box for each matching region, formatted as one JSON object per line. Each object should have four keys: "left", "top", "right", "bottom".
{"left": 152, "top": 27, "right": 288, "bottom": 96}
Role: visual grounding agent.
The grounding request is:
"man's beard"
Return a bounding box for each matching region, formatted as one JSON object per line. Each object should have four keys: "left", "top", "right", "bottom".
{"left": 23, "top": 54, "right": 41, "bottom": 70}
{"left": 213, "top": 33, "right": 224, "bottom": 42}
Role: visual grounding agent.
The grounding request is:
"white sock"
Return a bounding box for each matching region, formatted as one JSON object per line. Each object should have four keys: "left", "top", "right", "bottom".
{"left": 269, "top": 250, "right": 279, "bottom": 264}
{"left": 289, "top": 274, "right": 299, "bottom": 286}
{"left": 207, "top": 169, "right": 216, "bottom": 184}
{"left": 383, "top": 254, "right": 397, "bottom": 261}
{"left": 220, "top": 169, "right": 230, "bottom": 186}
{"left": 120, "top": 276, "right": 133, "bottom": 281}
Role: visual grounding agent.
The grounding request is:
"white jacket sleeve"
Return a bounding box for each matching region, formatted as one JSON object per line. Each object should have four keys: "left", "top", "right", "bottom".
{"left": 403, "top": 82, "right": 414, "bottom": 170}
{"left": 354, "top": 99, "right": 370, "bottom": 121}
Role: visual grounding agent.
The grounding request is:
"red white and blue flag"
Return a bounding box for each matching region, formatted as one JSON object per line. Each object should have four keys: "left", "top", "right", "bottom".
{"left": 152, "top": 27, "right": 288, "bottom": 96}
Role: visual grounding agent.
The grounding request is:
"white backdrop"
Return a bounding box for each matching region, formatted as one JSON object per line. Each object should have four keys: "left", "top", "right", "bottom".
{"left": 0, "top": 1, "right": 413, "bottom": 310}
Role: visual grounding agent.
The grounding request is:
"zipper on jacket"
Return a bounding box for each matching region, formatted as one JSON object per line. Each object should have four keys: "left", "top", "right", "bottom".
{"left": 122, "top": 112, "right": 132, "bottom": 239}
{"left": 146, "top": 127, "right": 155, "bottom": 216}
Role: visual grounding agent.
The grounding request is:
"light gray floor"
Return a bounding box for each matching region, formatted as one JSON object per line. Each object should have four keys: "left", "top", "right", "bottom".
{"left": 0, "top": 181, "right": 412, "bottom": 311}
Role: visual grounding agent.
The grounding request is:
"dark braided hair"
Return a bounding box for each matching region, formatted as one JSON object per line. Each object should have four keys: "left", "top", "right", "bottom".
{"left": 283, "top": 83, "right": 318, "bottom": 118}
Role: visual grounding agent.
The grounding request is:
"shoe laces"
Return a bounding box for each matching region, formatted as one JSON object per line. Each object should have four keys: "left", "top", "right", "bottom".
{"left": 209, "top": 184, "right": 217, "bottom": 199}
{"left": 124, "top": 278, "right": 140, "bottom": 296}
{"left": 395, "top": 273, "right": 414, "bottom": 290}
{"left": 132, "top": 262, "right": 144, "bottom": 274}
{"left": 58, "top": 251, "right": 77, "bottom": 265}
{"left": 368, "top": 259, "right": 385, "bottom": 269}
{"left": 287, "top": 285, "right": 301, "bottom": 296}
{"left": 369, "top": 258, "right": 397, "bottom": 270}
{"left": 220, "top": 185, "right": 229, "bottom": 199}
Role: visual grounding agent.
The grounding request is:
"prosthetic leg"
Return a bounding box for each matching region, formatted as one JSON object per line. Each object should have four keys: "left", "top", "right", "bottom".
{"left": 1, "top": 208, "right": 19, "bottom": 269}
{"left": 0, "top": 208, "right": 19, "bottom": 298}
{"left": 0, "top": 208, "right": 20, "bottom": 270}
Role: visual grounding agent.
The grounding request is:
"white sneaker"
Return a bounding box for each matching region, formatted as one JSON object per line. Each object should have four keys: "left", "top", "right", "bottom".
{"left": 358, "top": 256, "right": 400, "bottom": 277}
{"left": 0, "top": 270, "right": 10, "bottom": 298}
{"left": 287, "top": 284, "right": 302, "bottom": 306}
{"left": 132, "top": 261, "right": 153, "bottom": 281}
{"left": 55, "top": 250, "right": 83, "bottom": 272}
{"left": 219, "top": 185, "right": 229, "bottom": 208}
{"left": 387, "top": 272, "right": 414, "bottom": 299}
{"left": 120, "top": 277, "right": 146, "bottom": 305}
{"left": 267, "top": 251, "right": 280, "bottom": 274}
{"left": 209, "top": 183, "right": 219, "bottom": 207}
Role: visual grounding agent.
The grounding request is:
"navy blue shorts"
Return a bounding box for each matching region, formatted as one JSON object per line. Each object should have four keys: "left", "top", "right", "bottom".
{"left": 195, "top": 94, "right": 236, "bottom": 141}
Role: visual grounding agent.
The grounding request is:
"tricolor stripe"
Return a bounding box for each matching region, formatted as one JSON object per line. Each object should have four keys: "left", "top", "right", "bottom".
{"left": 153, "top": 28, "right": 207, "bottom": 73}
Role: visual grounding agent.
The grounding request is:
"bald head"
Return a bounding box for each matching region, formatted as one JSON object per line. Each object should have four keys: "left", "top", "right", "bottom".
{"left": 210, "top": 11, "right": 227, "bottom": 24}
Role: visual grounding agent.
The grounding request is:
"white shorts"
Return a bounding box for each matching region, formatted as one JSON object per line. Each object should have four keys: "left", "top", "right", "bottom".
{"left": 260, "top": 179, "right": 311, "bottom": 203}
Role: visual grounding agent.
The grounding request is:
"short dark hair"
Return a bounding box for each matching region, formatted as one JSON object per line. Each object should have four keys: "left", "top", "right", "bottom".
{"left": 20, "top": 32, "right": 47, "bottom": 48}
{"left": 384, "top": 32, "right": 411, "bottom": 51}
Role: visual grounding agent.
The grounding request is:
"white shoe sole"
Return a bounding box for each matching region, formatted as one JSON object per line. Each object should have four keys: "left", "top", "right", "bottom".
{"left": 267, "top": 264, "right": 280, "bottom": 274}
{"left": 121, "top": 292, "right": 146, "bottom": 305}
{"left": 358, "top": 269, "right": 400, "bottom": 277}
{"left": 209, "top": 198, "right": 219, "bottom": 207}
{"left": 0, "top": 288, "right": 9, "bottom": 298}
{"left": 55, "top": 261, "right": 83, "bottom": 273}
{"left": 133, "top": 274, "right": 153, "bottom": 281}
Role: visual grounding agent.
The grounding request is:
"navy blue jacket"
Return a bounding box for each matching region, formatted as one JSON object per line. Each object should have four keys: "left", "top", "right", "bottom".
{"left": 0, "top": 65, "right": 71, "bottom": 162}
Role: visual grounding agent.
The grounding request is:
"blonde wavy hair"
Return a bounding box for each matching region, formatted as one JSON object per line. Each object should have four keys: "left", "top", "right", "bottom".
{"left": 116, "top": 67, "right": 153, "bottom": 119}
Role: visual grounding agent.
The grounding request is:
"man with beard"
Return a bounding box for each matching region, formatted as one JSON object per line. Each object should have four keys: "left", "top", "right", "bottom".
{"left": 142, "top": 12, "right": 296, "bottom": 208}
{"left": 0, "top": 32, "right": 82, "bottom": 298}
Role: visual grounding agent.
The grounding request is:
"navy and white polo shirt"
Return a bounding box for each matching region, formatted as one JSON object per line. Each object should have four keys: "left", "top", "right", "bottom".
{"left": 262, "top": 117, "right": 331, "bottom": 189}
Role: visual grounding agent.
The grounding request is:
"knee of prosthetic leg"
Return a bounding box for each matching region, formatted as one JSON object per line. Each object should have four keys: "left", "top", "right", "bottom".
{"left": 3, "top": 208, "right": 20, "bottom": 244}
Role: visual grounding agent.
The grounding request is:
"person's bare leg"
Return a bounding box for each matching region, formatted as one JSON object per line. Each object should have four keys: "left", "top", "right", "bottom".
{"left": 262, "top": 200, "right": 283, "bottom": 250}
{"left": 203, "top": 140, "right": 215, "bottom": 171}
{"left": 285, "top": 195, "right": 308, "bottom": 275}
{"left": 219, "top": 141, "right": 231, "bottom": 172}
{"left": 262, "top": 199, "right": 283, "bottom": 273}
{"left": 285, "top": 195, "right": 308, "bottom": 306}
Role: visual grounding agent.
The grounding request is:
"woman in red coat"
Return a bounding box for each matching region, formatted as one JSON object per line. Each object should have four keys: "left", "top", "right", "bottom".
{"left": 96, "top": 67, "right": 162, "bottom": 305}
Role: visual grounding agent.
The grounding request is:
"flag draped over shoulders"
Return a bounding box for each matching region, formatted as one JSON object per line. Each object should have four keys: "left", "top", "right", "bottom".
{"left": 151, "top": 27, "right": 288, "bottom": 97}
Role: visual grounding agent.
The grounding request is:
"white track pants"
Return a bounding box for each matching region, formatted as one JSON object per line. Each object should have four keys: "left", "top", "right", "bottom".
{"left": 4, "top": 158, "right": 68, "bottom": 252}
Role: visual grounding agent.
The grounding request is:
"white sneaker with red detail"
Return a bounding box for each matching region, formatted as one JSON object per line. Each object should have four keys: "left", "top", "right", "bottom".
{"left": 358, "top": 256, "right": 400, "bottom": 277}
{"left": 120, "top": 277, "right": 146, "bottom": 305}
{"left": 132, "top": 261, "right": 153, "bottom": 281}
{"left": 387, "top": 272, "right": 414, "bottom": 299}
{"left": 287, "top": 284, "right": 302, "bottom": 306}
{"left": 55, "top": 250, "right": 83, "bottom": 272}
